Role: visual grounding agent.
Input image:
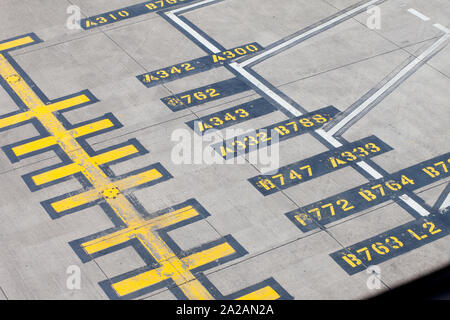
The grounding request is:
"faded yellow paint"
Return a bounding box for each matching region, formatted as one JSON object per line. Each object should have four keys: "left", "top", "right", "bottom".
{"left": 0, "top": 41, "right": 281, "bottom": 300}
{"left": 81, "top": 206, "right": 200, "bottom": 255}
{"left": 32, "top": 162, "right": 80, "bottom": 186}
{"left": 0, "top": 111, "right": 33, "bottom": 129}
{"left": 236, "top": 286, "right": 281, "bottom": 300}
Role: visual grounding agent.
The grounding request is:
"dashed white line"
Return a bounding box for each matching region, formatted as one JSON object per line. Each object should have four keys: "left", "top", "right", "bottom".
{"left": 326, "top": 33, "right": 450, "bottom": 137}
{"left": 407, "top": 8, "right": 431, "bottom": 21}
{"left": 399, "top": 195, "right": 431, "bottom": 217}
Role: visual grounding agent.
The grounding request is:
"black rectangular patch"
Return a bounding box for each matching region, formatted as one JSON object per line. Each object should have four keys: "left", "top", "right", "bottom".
{"left": 249, "top": 136, "right": 393, "bottom": 196}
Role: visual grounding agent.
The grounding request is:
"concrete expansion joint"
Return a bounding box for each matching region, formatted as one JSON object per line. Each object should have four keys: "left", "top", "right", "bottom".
{"left": 101, "top": 186, "right": 121, "bottom": 199}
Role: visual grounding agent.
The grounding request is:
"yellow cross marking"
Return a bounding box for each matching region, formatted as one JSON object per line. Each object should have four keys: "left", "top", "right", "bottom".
{"left": 0, "top": 37, "right": 283, "bottom": 300}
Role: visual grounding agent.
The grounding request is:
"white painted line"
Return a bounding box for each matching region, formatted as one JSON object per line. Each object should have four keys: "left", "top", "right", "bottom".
{"left": 433, "top": 23, "right": 450, "bottom": 34}
{"left": 399, "top": 195, "right": 430, "bottom": 216}
{"left": 166, "top": 10, "right": 431, "bottom": 216}
{"left": 326, "top": 33, "right": 450, "bottom": 137}
{"left": 440, "top": 193, "right": 450, "bottom": 211}
{"left": 239, "top": 0, "right": 380, "bottom": 67}
{"left": 170, "top": 0, "right": 219, "bottom": 14}
{"left": 407, "top": 8, "right": 431, "bottom": 21}
{"left": 315, "top": 130, "right": 383, "bottom": 179}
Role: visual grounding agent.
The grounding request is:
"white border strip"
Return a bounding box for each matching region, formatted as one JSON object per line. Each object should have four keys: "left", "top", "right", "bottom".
{"left": 165, "top": 11, "right": 221, "bottom": 52}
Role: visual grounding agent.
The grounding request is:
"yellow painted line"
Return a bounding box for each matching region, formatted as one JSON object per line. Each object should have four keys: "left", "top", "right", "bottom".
{"left": 236, "top": 286, "right": 281, "bottom": 300}
{"left": 294, "top": 215, "right": 307, "bottom": 226}
{"left": 50, "top": 168, "right": 163, "bottom": 214}
{"left": 51, "top": 188, "right": 100, "bottom": 214}
{"left": 12, "top": 118, "right": 114, "bottom": 157}
{"left": 0, "top": 36, "right": 34, "bottom": 52}
{"left": 113, "top": 265, "right": 172, "bottom": 296}
{"left": 70, "top": 118, "right": 114, "bottom": 137}
{"left": 40, "top": 94, "right": 90, "bottom": 113}
{"left": 31, "top": 145, "right": 139, "bottom": 186}
{"left": 111, "top": 239, "right": 233, "bottom": 298}
{"left": 81, "top": 205, "right": 217, "bottom": 299}
{"left": 109, "top": 230, "right": 214, "bottom": 299}
{"left": 181, "top": 242, "right": 235, "bottom": 270}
